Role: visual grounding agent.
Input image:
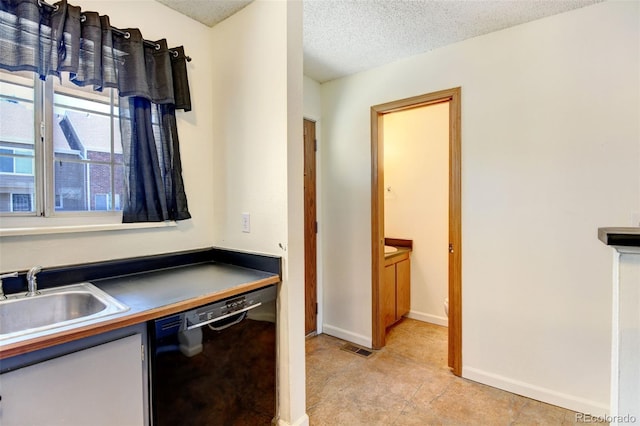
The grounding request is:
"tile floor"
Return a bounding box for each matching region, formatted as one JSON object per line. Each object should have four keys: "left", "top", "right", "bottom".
{"left": 306, "top": 318, "right": 582, "bottom": 425}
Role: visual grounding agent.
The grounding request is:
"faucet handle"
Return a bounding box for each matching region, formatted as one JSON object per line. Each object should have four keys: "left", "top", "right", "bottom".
{"left": 0, "top": 272, "right": 19, "bottom": 280}
{"left": 0, "top": 272, "right": 19, "bottom": 300}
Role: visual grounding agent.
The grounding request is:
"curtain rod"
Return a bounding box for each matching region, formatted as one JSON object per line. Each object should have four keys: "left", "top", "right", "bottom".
{"left": 37, "top": 0, "right": 192, "bottom": 62}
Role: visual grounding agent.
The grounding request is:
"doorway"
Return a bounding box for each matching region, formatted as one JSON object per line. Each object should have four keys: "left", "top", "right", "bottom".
{"left": 371, "top": 88, "right": 462, "bottom": 376}
{"left": 304, "top": 118, "right": 318, "bottom": 336}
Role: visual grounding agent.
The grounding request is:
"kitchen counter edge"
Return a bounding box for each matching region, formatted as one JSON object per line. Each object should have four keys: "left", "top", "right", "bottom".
{"left": 0, "top": 248, "right": 281, "bottom": 360}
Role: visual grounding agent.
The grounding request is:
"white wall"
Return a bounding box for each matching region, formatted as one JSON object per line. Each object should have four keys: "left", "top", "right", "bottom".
{"left": 320, "top": 0, "right": 639, "bottom": 413}
{"left": 0, "top": 0, "right": 215, "bottom": 271}
{"left": 209, "top": 2, "right": 307, "bottom": 425}
{"left": 384, "top": 103, "right": 449, "bottom": 326}
{"left": 304, "top": 76, "right": 322, "bottom": 121}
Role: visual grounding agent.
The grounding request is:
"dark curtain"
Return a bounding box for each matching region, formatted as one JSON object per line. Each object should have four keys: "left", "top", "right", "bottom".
{"left": 119, "top": 98, "right": 191, "bottom": 222}
{"left": 0, "top": 0, "right": 192, "bottom": 222}
{"left": 117, "top": 36, "right": 191, "bottom": 222}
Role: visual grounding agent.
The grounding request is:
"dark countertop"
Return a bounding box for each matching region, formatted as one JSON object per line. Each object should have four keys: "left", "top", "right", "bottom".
{"left": 0, "top": 252, "right": 280, "bottom": 360}
{"left": 598, "top": 227, "right": 640, "bottom": 250}
{"left": 95, "top": 262, "right": 276, "bottom": 313}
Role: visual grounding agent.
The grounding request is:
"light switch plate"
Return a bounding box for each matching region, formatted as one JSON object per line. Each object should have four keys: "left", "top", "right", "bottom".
{"left": 241, "top": 213, "right": 250, "bottom": 233}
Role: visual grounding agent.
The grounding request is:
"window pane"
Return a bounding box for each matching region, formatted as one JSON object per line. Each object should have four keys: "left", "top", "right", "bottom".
{"left": 52, "top": 74, "right": 123, "bottom": 213}
{"left": 0, "top": 70, "right": 35, "bottom": 145}
{"left": 0, "top": 69, "right": 36, "bottom": 215}
{"left": 88, "top": 163, "right": 111, "bottom": 211}
{"left": 15, "top": 156, "right": 33, "bottom": 174}
{"left": 54, "top": 92, "right": 111, "bottom": 115}
{"left": 114, "top": 164, "right": 124, "bottom": 211}
{"left": 0, "top": 148, "right": 13, "bottom": 173}
{"left": 0, "top": 70, "right": 34, "bottom": 102}
{"left": 54, "top": 159, "right": 87, "bottom": 212}
{"left": 94, "top": 193, "right": 109, "bottom": 211}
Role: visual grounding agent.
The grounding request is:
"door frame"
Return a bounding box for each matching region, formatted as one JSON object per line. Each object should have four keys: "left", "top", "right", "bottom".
{"left": 370, "top": 87, "right": 462, "bottom": 376}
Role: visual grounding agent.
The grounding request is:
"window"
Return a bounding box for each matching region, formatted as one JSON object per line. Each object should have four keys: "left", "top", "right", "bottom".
{"left": 0, "top": 69, "right": 124, "bottom": 218}
{"left": 0, "top": 148, "right": 34, "bottom": 174}
{"left": 12, "top": 193, "right": 32, "bottom": 212}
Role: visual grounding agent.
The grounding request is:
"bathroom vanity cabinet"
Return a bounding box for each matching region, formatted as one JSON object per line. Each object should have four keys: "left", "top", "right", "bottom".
{"left": 383, "top": 249, "right": 411, "bottom": 328}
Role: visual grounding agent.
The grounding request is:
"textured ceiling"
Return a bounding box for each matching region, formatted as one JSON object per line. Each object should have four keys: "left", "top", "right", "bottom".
{"left": 156, "top": 0, "right": 603, "bottom": 83}
{"left": 154, "top": 0, "right": 253, "bottom": 27}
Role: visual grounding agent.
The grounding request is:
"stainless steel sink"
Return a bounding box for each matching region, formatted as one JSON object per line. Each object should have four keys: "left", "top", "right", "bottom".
{"left": 0, "top": 282, "right": 129, "bottom": 341}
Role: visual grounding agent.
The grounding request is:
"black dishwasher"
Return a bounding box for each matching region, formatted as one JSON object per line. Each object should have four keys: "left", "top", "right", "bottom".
{"left": 149, "top": 285, "right": 277, "bottom": 425}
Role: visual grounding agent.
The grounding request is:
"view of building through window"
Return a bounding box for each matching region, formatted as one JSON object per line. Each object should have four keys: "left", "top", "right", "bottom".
{"left": 0, "top": 70, "right": 35, "bottom": 214}
{"left": 0, "top": 69, "right": 124, "bottom": 215}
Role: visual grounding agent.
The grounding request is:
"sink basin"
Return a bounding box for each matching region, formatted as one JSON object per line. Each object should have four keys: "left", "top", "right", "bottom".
{"left": 0, "top": 282, "right": 129, "bottom": 341}
{"left": 384, "top": 245, "right": 398, "bottom": 254}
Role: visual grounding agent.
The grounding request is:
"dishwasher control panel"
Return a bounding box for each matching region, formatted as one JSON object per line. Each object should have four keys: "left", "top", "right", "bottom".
{"left": 194, "top": 295, "right": 253, "bottom": 321}
{"left": 183, "top": 285, "right": 276, "bottom": 330}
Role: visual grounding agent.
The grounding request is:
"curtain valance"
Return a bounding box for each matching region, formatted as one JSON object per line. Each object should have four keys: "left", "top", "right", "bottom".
{"left": 0, "top": 0, "right": 191, "bottom": 110}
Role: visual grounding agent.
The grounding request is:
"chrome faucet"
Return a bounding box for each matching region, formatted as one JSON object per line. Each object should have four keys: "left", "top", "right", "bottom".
{"left": 26, "top": 266, "right": 42, "bottom": 297}
{"left": 0, "top": 272, "right": 19, "bottom": 300}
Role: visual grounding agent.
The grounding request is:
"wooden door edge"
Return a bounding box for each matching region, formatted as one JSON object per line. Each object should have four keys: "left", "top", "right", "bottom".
{"left": 304, "top": 119, "right": 318, "bottom": 336}
{"left": 448, "top": 88, "right": 462, "bottom": 376}
{"left": 371, "top": 106, "right": 385, "bottom": 349}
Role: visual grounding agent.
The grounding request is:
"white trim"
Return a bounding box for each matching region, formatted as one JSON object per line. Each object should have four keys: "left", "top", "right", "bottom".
{"left": 406, "top": 310, "right": 448, "bottom": 327}
{"left": 0, "top": 221, "right": 177, "bottom": 237}
{"left": 614, "top": 246, "right": 640, "bottom": 255}
{"left": 463, "top": 366, "right": 610, "bottom": 415}
{"left": 277, "top": 413, "right": 309, "bottom": 426}
{"left": 611, "top": 250, "right": 620, "bottom": 419}
{"left": 322, "top": 324, "right": 372, "bottom": 348}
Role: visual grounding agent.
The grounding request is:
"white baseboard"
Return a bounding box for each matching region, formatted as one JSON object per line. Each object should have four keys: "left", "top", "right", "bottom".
{"left": 322, "top": 324, "right": 372, "bottom": 348}
{"left": 463, "top": 366, "right": 609, "bottom": 415}
{"left": 406, "top": 310, "right": 448, "bottom": 327}
{"left": 278, "top": 413, "right": 309, "bottom": 426}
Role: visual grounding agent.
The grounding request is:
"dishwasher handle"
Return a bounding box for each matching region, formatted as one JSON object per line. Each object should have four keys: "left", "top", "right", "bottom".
{"left": 185, "top": 302, "right": 262, "bottom": 331}
{"left": 208, "top": 312, "right": 247, "bottom": 331}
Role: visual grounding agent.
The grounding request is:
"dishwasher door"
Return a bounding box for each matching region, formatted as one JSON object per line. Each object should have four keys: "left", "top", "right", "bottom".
{"left": 149, "top": 285, "right": 277, "bottom": 426}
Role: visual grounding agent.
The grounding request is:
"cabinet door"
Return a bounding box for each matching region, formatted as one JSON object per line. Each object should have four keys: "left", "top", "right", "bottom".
{"left": 0, "top": 334, "right": 145, "bottom": 426}
{"left": 396, "top": 258, "right": 411, "bottom": 320}
{"left": 383, "top": 264, "right": 397, "bottom": 328}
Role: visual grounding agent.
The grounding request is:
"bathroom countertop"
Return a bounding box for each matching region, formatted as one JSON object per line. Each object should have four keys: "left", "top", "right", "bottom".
{"left": 385, "top": 246, "right": 412, "bottom": 260}
{"left": 384, "top": 238, "right": 413, "bottom": 261}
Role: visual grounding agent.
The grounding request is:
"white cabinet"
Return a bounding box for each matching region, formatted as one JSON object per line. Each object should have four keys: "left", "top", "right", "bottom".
{"left": 0, "top": 333, "right": 146, "bottom": 426}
